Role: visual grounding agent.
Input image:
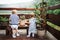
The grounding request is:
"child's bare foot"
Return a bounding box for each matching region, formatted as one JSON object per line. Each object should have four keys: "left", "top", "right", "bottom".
{"left": 16, "top": 33, "right": 20, "bottom": 36}
{"left": 32, "top": 33, "right": 34, "bottom": 37}
{"left": 27, "top": 35, "right": 30, "bottom": 37}
{"left": 12, "top": 34, "right": 16, "bottom": 38}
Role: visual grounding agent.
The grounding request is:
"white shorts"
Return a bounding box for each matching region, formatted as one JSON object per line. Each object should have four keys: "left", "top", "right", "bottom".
{"left": 10, "top": 25, "right": 18, "bottom": 29}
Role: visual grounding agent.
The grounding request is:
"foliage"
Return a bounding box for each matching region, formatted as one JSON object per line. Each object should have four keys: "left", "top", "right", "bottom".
{"left": 34, "top": 4, "right": 41, "bottom": 25}
{"left": 47, "top": 10, "right": 53, "bottom": 14}
{"left": 53, "top": 9, "right": 60, "bottom": 15}
{"left": 34, "top": 9, "right": 41, "bottom": 24}
{"left": 0, "top": 16, "right": 9, "bottom": 22}
{"left": 47, "top": 9, "right": 60, "bottom": 15}
{"left": 34, "top": 9, "right": 40, "bottom": 15}
{"left": 48, "top": 0, "right": 60, "bottom": 6}
{"left": 34, "top": 4, "right": 39, "bottom": 9}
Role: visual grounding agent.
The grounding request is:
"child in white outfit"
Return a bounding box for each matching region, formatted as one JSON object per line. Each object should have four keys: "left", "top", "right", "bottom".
{"left": 27, "top": 13, "right": 37, "bottom": 37}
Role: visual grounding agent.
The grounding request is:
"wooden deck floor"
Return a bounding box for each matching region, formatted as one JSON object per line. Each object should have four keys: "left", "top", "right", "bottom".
{"left": 0, "top": 35, "right": 48, "bottom": 40}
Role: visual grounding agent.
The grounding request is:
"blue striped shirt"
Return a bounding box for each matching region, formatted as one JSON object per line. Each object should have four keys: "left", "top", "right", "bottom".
{"left": 10, "top": 14, "right": 19, "bottom": 25}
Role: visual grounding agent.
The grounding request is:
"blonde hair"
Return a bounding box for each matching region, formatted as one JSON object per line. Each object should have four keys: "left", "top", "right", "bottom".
{"left": 12, "top": 9, "right": 17, "bottom": 14}
{"left": 31, "top": 12, "right": 35, "bottom": 17}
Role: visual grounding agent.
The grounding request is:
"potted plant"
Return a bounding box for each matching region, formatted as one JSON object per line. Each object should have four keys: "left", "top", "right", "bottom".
{"left": 34, "top": 3, "right": 46, "bottom": 37}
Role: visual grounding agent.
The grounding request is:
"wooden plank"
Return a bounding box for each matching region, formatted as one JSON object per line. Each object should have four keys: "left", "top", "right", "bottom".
{"left": 48, "top": 5, "right": 60, "bottom": 10}
{"left": 0, "top": 8, "right": 35, "bottom": 10}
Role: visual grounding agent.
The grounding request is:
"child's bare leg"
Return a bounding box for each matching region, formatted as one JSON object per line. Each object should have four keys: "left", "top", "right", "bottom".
{"left": 32, "top": 33, "right": 34, "bottom": 37}
{"left": 27, "top": 31, "right": 31, "bottom": 37}
{"left": 12, "top": 29, "right": 16, "bottom": 38}
{"left": 16, "top": 29, "right": 20, "bottom": 36}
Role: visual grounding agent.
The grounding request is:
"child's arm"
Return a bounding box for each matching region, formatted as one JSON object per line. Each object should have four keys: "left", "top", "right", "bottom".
{"left": 25, "top": 19, "right": 30, "bottom": 25}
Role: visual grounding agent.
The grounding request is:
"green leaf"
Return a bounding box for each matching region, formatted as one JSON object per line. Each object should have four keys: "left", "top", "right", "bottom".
{"left": 53, "top": 9, "right": 60, "bottom": 15}
{"left": 0, "top": 16, "right": 8, "bottom": 22}
{"left": 47, "top": 10, "right": 53, "bottom": 14}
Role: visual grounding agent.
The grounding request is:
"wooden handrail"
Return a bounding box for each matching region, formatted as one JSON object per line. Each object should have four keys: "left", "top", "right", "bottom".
{"left": 0, "top": 8, "right": 35, "bottom": 10}
{"left": 0, "top": 8, "right": 42, "bottom": 10}
{"left": 0, "top": 4, "right": 60, "bottom": 10}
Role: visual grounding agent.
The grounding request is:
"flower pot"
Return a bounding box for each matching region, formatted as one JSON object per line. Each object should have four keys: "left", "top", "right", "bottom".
{"left": 37, "top": 28, "right": 45, "bottom": 37}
